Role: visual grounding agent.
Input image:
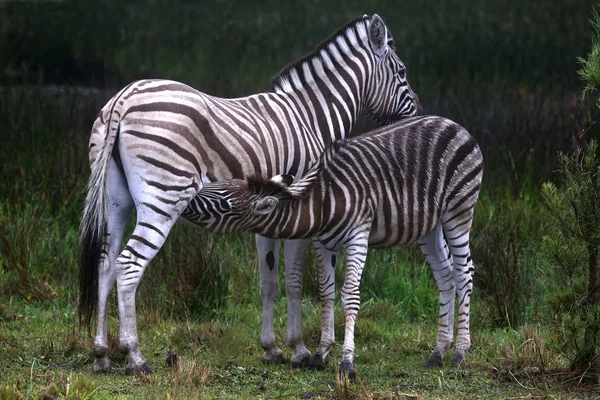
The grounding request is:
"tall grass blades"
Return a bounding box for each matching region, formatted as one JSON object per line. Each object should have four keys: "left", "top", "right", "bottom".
{"left": 472, "top": 191, "right": 547, "bottom": 328}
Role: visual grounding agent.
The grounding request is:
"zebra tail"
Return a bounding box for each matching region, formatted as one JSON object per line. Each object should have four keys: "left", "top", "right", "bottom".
{"left": 78, "top": 85, "right": 130, "bottom": 331}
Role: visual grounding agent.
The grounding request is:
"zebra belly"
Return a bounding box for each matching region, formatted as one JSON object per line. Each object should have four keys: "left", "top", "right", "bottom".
{"left": 368, "top": 211, "right": 440, "bottom": 249}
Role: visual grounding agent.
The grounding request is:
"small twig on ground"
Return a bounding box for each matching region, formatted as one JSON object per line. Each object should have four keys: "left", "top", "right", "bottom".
{"left": 508, "top": 369, "right": 534, "bottom": 390}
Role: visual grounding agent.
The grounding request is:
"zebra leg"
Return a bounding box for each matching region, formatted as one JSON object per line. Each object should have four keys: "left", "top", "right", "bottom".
{"left": 419, "top": 222, "right": 455, "bottom": 368}
{"left": 442, "top": 211, "right": 475, "bottom": 366}
{"left": 115, "top": 168, "right": 196, "bottom": 375}
{"left": 338, "top": 232, "right": 369, "bottom": 381}
{"left": 308, "top": 243, "right": 336, "bottom": 370}
{"left": 115, "top": 212, "right": 183, "bottom": 375}
{"left": 93, "top": 158, "right": 134, "bottom": 373}
{"left": 256, "top": 235, "right": 285, "bottom": 364}
{"left": 283, "top": 239, "right": 312, "bottom": 367}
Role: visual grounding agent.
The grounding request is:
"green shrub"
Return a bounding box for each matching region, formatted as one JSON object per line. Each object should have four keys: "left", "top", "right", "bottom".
{"left": 543, "top": 138, "right": 600, "bottom": 381}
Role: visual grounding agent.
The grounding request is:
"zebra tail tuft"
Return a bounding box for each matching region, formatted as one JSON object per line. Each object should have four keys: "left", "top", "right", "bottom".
{"left": 78, "top": 87, "right": 128, "bottom": 332}
{"left": 78, "top": 128, "right": 112, "bottom": 331}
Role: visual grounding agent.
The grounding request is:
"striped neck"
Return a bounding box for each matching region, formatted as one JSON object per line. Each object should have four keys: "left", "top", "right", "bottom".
{"left": 270, "top": 16, "right": 373, "bottom": 143}
{"left": 257, "top": 191, "right": 322, "bottom": 239}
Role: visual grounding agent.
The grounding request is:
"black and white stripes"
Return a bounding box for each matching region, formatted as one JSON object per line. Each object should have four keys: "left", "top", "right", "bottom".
{"left": 79, "top": 14, "right": 419, "bottom": 374}
{"left": 190, "top": 115, "right": 483, "bottom": 378}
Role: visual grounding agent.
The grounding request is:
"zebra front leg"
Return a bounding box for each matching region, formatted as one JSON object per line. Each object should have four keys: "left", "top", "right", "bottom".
{"left": 256, "top": 235, "right": 285, "bottom": 364}
{"left": 308, "top": 243, "right": 336, "bottom": 370}
{"left": 283, "top": 239, "right": 312, "bottom": 367}
{"left": 338, "top": 232, "right": 369, "bottom": 381}
{"left": 93, "top": 158, "right": 133, "bottom": 373}
{"left": 419, "top": 222, "right": 455, "bottom": 368}
{"left": 443, "top": 217, "right": 475, "bottom": 366}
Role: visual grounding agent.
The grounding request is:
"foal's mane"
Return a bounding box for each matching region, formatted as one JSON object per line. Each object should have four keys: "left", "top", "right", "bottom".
{"left": 246, "top": 175, "right": 297, "bottom": 200}
{"left": 246, "top": 139, "right": 346, "bottom": 200}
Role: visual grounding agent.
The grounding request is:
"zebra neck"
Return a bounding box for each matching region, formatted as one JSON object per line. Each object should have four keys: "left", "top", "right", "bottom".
{"left": 271, "top": 21, "right": 371, "bottom": 142}
{"left": 273, "top": 81, "right": 359, "bottom": 144}
{"left": 259, "top": 189, "right": 322, "bottom": 239}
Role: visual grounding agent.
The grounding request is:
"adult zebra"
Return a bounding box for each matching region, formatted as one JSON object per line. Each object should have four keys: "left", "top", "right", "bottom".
{"left": 189, "top": 116, "right": 483, "bottom": 379}
{"left": 80, "top": 14, "right": 419, "bottom": 374}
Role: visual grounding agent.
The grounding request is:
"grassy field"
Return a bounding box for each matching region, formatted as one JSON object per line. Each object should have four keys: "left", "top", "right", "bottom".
{"left": 2, "top": 297, "right": 596, "bottom": 399}
{"left": 2, "top": 0, "right": 600, "bottom": 398}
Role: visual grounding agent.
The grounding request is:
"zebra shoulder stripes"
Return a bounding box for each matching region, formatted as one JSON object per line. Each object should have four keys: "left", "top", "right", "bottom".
{"left": 80, "top": 14, "right": 419, "bottom": 374}
{"left": 189, "top": 115, "right": 484, "bottom": 379}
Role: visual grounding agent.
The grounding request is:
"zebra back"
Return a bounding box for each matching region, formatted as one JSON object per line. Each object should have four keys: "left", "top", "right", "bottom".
{"left": 193, "top": 116, "right": 483, "bottom": 248}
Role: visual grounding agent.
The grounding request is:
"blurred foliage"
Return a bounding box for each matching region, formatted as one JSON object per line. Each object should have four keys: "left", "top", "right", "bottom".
{"left": 471, "top": 193, "right": 546, "bottom": 328}
{"left": 579, "top": 7, "right": 600, "bottom": 102}
{"left": 0, "top": 0, "right": 596, "bottom": 97}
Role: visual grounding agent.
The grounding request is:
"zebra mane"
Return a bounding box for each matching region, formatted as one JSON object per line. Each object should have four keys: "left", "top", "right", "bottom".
{"left": 246, "top": 175, "right": 297, "bottom": 201}
{"left": 270, "top": 15, "right": 370, "bottom": 92}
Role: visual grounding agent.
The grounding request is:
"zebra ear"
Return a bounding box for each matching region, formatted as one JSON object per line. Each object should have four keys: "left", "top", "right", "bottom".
{"left": 254, "top": 196, "right": 279, "bottom": 216}
{"left": 368, "top": 14, "right": 388, "bottom": 58}
{"left": 270, "top": 174, "right": 294, "bottom": 188}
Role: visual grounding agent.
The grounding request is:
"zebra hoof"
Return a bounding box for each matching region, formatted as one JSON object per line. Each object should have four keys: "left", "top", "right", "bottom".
{"left": 92, "top": 357, "right": 111, "bottom": 373}
{"left": 125, "top": 362, "right": 153, "bottom": 376}
{"left": 290, "top": 349, "right": 311, "bottom": 368}
{"left": 424, "top": 350, "right": 444, "bottom": 368}
{"left": 450, "top": 351, "right": 465, "bottom": 367}
{"left": 338, "top": 360, "right": 356, "bottom": 382}
{"left": 262, "top": 349, "right": 285, "bottom": 364}
{"left": 307, "top": 353, "right": 325, "bottom": 370}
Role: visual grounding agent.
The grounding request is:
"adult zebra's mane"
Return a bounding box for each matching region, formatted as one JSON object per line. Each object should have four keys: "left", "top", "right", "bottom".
{"left": 270, "top": 15, "right": 369, "bottom": 92}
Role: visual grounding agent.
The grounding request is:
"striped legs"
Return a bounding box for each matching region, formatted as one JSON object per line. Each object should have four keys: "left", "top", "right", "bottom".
{"left": 309, "top": 243, "right": 337, "bottom": 369}
{"left": 93, "top": 159, "right": 133, "bottom": 373}
{"left": 420, "top": 211, "right": 475, "bottom": 368}
{"left": 419, "top": 222, "right": 455, "bottom": 367}
{"left": 284, "top": 239, "right": 312, "bottom": 366}
{"left": 442, "top": 209, "right": 475, "bottom": 366}
{"left": 256, "top": 235, "right": 284, "bottom": 363}
{"left": 112, "top": 168, "right": 197, "bottom": 374}
{"left": 256, "top": 237, "right": 312, "bottom": 366}
{"left": 115, "top": 217, "right": 178, "bottom": 374}
{"left": 338, "top": 229, "right": 370, "bottom": 381}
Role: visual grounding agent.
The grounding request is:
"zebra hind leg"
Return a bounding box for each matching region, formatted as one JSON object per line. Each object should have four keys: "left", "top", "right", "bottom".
{"left": 419, "top": 222, "right": 455, "bottom": 368}
{"left": 93, "top": 159, "right": 134, "bottom": 373}
{"left": 283, "top": 239, "right": 312, "bottom": 367}
{"left": 442, "top": 210, "right": 475, "bottom": 366}
{"left": 115, "top": 195, "right": 194, "bottom": 374}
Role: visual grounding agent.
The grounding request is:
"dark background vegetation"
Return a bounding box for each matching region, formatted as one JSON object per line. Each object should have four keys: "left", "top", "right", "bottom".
{"left": 2, "top": 0, "right": 600, "bottom": 394}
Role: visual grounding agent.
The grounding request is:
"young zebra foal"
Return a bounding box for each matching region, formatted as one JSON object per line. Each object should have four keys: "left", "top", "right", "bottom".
{"left": 190, "top": 115, "right": 483, "bottom": 379}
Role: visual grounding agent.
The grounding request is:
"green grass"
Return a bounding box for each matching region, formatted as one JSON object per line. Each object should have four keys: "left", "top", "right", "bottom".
{"left": 0, "top": 299, "right": 591, "bottom": 399}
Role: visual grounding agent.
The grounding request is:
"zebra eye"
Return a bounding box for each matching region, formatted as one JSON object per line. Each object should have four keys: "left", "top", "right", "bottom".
{"left": 398, "top": 69, "right": 406, "bottom": 80}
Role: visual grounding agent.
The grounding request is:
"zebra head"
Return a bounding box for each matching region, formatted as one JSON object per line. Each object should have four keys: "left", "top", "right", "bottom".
{"left": 363, "top": 14, "right": 420, "bottom": 124}
{"left": 194, "top": 175, "right": 297, "bottom": 235}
